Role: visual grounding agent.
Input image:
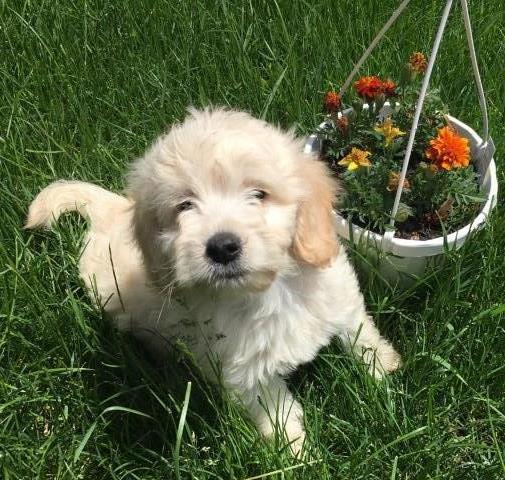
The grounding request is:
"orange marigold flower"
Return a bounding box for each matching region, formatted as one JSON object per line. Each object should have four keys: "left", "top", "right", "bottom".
{"left": 324, "top": 91, "right": 341, "bottom": 112}
{"left": 353, "top": 76, "right": 383, "bottom": 101}
{"left": 425, "top": 126, "right": 470, "bottom": 171}
{"left": 381, "top": 79, "right": 397, "bottom": 97}
{"left": 409, "top": 52, "right": 427, "bottom": 74}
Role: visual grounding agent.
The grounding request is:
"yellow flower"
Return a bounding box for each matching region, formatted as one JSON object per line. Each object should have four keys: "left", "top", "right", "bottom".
{"left": 338, "top": 147, "right": 372, "bottom": 171}
{"left": 374, "top": 118, "right": 405, "bottom": 147}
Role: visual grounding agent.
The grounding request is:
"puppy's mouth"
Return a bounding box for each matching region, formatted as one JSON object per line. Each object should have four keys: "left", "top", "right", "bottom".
{"left": 209, "top": 264, "right": 247, "bottom": 283}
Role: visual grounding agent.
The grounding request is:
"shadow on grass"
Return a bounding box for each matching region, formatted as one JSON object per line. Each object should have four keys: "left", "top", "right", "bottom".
{"left": 83, "top": 317, "right": 226, "bottom": 458}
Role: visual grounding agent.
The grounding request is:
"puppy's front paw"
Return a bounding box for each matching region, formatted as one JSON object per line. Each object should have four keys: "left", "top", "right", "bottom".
{"left": 285, "top": 422, "right": 306, "bottom": 457}
{"left": 362, "top": 342, "right": 402, "bottom": 379}
{"left": 258, "top": 415, "right": 306, "bottom": 457}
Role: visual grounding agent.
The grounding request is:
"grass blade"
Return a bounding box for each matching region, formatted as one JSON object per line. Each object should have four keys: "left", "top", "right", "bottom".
{"left": 260, "top": 66, "right": 288, "bottom": 120}
{"left": 73, "top": 421, "right": 97, "bottom": 464}
{"left": 174, "top": 382, "right": 192, "bottom": 480}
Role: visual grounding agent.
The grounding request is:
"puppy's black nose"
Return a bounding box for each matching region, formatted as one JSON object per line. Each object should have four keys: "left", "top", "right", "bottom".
{"left": 206, "top": 232, "right": 242, "bottom": 265}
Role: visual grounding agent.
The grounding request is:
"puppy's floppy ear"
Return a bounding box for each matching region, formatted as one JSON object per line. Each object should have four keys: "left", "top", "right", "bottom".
{"left": 291, "top": 156, "right": 340, "bottom": 268}
{"left": 127, "top": 161, "right": 175, "bottom": 289}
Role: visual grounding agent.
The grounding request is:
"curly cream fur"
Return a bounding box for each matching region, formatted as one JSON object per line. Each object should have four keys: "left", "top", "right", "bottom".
{"left": 26, "top": 108, "right": 401, "bottom": 455}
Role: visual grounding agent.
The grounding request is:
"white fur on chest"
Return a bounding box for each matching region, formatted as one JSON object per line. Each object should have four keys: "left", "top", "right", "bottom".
{"left": 140, "top": 250, "right": 366, "bottom": 390}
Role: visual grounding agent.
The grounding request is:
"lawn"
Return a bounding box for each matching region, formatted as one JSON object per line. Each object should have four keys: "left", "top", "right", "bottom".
{"left": 1, "top": 0, "right": 504, "bottom": 478}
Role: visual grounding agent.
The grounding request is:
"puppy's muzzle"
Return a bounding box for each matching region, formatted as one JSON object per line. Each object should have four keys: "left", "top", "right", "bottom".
{"left": 206, "top": 232, "right": 242, "bottom": 265}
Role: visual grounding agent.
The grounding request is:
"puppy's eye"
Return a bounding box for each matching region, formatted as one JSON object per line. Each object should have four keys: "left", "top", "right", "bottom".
{"left": 176, "top": 200, "right": 194, "bottom": 213}
{"left": 251, "top": 189, "right": 268, "bottom": 200}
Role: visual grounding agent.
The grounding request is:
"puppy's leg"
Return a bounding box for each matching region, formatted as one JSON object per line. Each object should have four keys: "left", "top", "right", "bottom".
{"left": 238, "top": 375, "right": 305, "bottom": 456}
{"left": 338, "top": 314, "right": 401, "bottom": 379}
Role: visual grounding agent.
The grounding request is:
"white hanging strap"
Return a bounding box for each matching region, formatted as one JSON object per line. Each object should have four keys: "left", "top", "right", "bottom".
{"left": 460, "top": 0, "right": 489, "bottom": 144}
{"left": 339, "top": 0, "right": 411, "bottom": 97}
{"left": 387, "top": 0, "right": 454, "bottom": 230}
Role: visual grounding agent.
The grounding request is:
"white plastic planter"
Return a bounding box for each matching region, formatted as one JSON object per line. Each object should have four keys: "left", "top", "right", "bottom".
{"left": 304, "top": 116, "right": 498, "bottom": 280}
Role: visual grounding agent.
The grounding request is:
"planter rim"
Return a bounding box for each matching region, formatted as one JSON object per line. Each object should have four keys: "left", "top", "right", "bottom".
{"left": 305, "top": 114, "right": 498, "bottom": 258}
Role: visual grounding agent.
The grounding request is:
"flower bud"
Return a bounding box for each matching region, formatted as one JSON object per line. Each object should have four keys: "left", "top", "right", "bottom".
{"left": 418, "top": 161, "right": 438, "bottom": 178}
{"left": 375, "top": 93, "right": 386, "bottom": 111}
{"left": 336, "top": 115, "right": 349, "bottom": 135}
{"left": 400, "top": 62, "right": 415, "bottom": 85}
{"left": 352, "top": 98, "right": 364, "bottom": 115}
{"left": 347, "top": 109, "right": 357, "bottom": 123}
{"left": 394, "top": 203, "right": 413, "bottom": 223}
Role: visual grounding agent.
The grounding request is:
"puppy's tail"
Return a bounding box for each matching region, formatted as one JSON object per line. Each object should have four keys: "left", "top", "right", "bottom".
{"left": 25, "top": 180, "right": 130, "bottom": 232}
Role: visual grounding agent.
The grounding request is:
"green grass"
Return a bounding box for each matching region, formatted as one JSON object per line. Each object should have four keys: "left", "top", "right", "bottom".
{"left": 1, "top": 0, "right": 504, "bottom": 478}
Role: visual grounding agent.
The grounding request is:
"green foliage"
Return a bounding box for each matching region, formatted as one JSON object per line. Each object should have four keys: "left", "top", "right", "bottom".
{"left": 320, "top": 79, "right": 485, "bottom": 239}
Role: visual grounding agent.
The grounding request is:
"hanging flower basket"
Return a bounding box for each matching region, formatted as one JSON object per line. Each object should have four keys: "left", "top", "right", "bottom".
{"left": 305, "top": 0, "right": 498, "bottom": 280}
{"left": 305, "top": 113, "right": 497, "bottom": 279}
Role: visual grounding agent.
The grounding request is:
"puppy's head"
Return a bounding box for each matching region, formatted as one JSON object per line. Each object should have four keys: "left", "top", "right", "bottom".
{"left": 127, "top": 108, "right": 339, "bottom": 293}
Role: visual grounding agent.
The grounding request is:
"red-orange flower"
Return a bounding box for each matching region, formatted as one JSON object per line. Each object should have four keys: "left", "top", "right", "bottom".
{"left": 353, "top": 76, "right": 397, "bottom": 100}
{"left": 409, "top": 52, "right": 427, "bottom": 74}
{"left": 425, "top": 126, "right": 470, "bottom": 170}
{"left": 324, "top": 91, "right": 341, "bottom": 112}
{"left": 353, "top": 76, "right": 383, "bottom": 101}
{"left": 381, "top": 79, "right": 397, "bottom": 97}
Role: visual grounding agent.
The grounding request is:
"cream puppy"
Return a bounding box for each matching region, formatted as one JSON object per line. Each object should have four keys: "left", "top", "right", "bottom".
{"left": 26, "top": 108, "right": 400, "bottom": 454}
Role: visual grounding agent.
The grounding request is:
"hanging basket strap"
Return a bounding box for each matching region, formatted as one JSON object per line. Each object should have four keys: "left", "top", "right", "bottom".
{"left": 460, "top": 0, "right": 489, "bottom": 144}
{"left": 388, "top": 0, "right": 454, "bottom": 230}
{"left": 339, "top": 0, "right": 411, "bottom": 97}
